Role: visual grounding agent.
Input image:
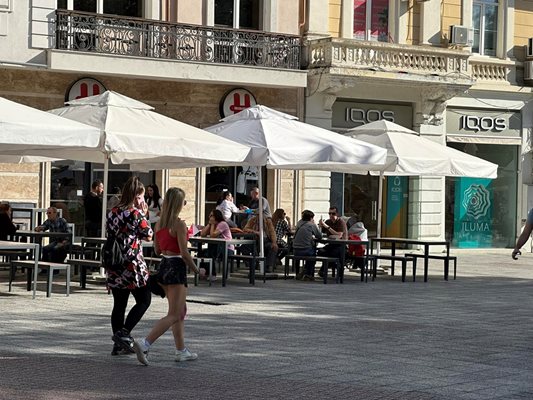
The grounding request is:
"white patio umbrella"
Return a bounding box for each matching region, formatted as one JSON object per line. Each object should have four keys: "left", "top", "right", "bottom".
{"left": 202, "top": 105, "right": 388, "bottom": 272}
{"left": 0, "top": 97, "right": 100, "bottom": 157}
{"left": 48, "top": 91, "right": 252, "bottom": 236}
{"left": 348, "top": 120, "right": 498, "bottom": 241}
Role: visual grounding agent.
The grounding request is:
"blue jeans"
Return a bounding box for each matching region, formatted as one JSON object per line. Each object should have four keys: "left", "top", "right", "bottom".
{"left": 293, "top": 247, "right": 316, "bottom": 276}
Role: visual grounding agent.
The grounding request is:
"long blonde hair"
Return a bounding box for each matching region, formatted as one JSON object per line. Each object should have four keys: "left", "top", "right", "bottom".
{"left": 159, "top": 187, "right": 186, "bottom": 230}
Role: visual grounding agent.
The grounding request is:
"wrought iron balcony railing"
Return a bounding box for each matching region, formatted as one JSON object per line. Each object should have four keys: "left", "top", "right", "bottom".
{"left": 55, "top": 10, "right": 301, "bottom": 70}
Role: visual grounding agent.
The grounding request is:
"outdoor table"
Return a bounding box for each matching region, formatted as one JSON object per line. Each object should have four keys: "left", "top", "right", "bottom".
{"left": 316, "top": 237, "right": 370, "bottom": 283}
{"left": 0, "top": 240, "right": 40, "bottom": 299}
{"left": 369, "top": 237, "right": 450, "bottom": 282}
{"left": 189, "top": 236, "right": 256, "bottom": 287}
{"left": 13, "top": 230, "right": 70, "bottom": 258}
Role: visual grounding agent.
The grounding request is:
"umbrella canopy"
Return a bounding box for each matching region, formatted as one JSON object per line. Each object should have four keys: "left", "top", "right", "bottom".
{"left": 347, "top": 120, "right": 498, "bottom": 242}
{"left": 204, "top": 105, "right": 387, "bottom": 173}
{"left": 48, "top": 91, "right": 252, "bottom": 238}
{"left": 49, "top": 91, "right": 251, "bottom": 166}
{"left": 0, "top": 96, "right": 100, "bottom": 157}
{"left": 347, "top": 120, "right": 498, "bottom": 179}
{"left": 0, "top": 155, "right": 60, "bottom": 163}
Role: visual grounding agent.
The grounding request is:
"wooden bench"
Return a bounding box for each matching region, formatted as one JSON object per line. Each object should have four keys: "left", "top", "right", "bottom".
{"left": 227, "top": 254, "right": 266, "bottom": 285}
{"left": 66, "top": 259, "right": 102, "bottom": 289}
{"left": 404, "top": 253, "right": 457, "bottom": 282}
{"left": 367, "top": 255, "right": 416, "bottom": 282}
{"left": 284, "top": 255, "right": 341, "bottom": 284}
{"left": 10, "top": 260, "right": 70, "bottom": 297}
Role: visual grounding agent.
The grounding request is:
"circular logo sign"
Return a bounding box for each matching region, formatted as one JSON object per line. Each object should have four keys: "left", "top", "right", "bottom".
{"left": 220, "top": 88, "right": 257, "bottom": 118}
{"left": 66, "top": 78, "right": 106, "bottom": 102}
{"left": 462, "top": 184, "right": 491, "bottom": 220}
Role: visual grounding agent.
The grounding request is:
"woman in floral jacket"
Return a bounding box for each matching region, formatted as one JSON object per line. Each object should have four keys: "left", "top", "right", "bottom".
{"left": 106, "top": 176, "right": 153, "bottom": 356}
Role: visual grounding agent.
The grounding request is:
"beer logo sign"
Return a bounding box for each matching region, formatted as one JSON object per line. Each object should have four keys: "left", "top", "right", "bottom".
{"left": 462, "top": 184, "right": 491, "bottom": 219}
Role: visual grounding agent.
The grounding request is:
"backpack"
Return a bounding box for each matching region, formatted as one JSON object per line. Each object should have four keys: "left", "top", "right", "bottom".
{"left": 347, "top": 233, "right": 365, "bottom": 257}
{"left": 102, "top": 235, "right": 125, "bottom": 271}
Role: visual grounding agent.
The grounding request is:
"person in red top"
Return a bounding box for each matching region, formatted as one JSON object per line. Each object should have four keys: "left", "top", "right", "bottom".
{"left": 133, "top": 187, "right": 200, "bottom": 366}
{"left": 106, "top": 177, "right": 153, "bottom": 356}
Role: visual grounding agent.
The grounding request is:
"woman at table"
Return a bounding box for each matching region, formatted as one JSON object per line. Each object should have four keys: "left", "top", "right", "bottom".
{"left": 199, "top": 209, "right": 235, "bottom": 282}
{"left": 272, "top": 208, "right": 292, "bottom": 265}
{"left": 0, "top": 203, "right": 17, "bottom": 241}
{"left": 145, "top": 184, "right": 163, "bottom": 226}
{"left": 292, "top": 210, "right": 322, "bottom": 281}
{"left": 133, "top": 187, "right": 199, "bottom": 366}
{"left": 106, "top": 177, "right": 153, "bottom": 356}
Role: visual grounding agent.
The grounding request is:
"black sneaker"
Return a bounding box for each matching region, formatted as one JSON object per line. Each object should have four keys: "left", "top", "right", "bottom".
{"left": 111, "top": 344, "right": 131, "bottom": 356}
{"left": 112, "top": 329, "right": 135, "bottom": 353}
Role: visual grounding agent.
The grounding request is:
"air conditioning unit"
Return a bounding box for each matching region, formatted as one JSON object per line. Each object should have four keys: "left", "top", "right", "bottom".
{"left": 525, "top": 60, "right": 533, "bottom": 81}
{"left": 527, "top": 37, "right": 533, "bottom": 58}
{"left": 450, "top": 25, "right": 473, "bottom": 46}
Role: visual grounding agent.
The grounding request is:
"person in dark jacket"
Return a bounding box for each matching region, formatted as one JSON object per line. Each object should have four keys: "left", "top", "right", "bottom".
{"left": 84, "top": 180, "right": 103, "bottom": 237}
{"left": 0, "top": 203, "right": 17, "bottom": 241}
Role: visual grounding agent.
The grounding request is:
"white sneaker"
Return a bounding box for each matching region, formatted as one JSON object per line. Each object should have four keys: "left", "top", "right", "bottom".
{"left": 175, "top": 347, "right": 198, "bottom": 362}
{"left": 133, "top": 338, "right": 150, "bottom": 366}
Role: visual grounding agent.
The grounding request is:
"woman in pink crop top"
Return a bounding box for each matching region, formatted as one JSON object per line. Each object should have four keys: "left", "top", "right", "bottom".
{"left": 133, "top": 187, "right": 199, "bottom": 366}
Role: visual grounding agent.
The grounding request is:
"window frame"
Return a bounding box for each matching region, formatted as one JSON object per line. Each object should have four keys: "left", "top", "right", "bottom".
{"left": 353, "top": 0, "right": 390, "bottom": 42}
{"left": 213, "top": 0, "right": 263, "bottom": 30}
{"left": 472, "top": 0, "right": 499, "bottom": 57}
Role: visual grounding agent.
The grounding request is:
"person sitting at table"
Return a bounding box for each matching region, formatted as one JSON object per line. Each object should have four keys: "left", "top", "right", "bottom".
{"left": 241, "top": 187, "right": 272, "bottom": 219}
{"left": 242, "top": 214, "right": 278, "bottom": 273}
{"left": 317, "top": 206, "right": 347, "bottom": 278}
{"left": 0, "top": 203, "right": 18, "bottom": 241}
{"left": 292, "top": 210, "right": 322, "bottom": 281}
{"left": 199, "top": 209, "right": 234, "bottom": 282}
{"left": 272, "top": 208, "right": 292, "bottom": 266}
{"left": 35, "top": 207, "right": 71, "bottom": 271}
{"left": 216, "top": 190, "right": 240, "bottom": 228}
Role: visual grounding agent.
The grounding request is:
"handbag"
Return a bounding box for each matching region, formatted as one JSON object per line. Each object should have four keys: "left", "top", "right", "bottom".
{"left": 148, "top": 273, "right": 165, "bottom": 298}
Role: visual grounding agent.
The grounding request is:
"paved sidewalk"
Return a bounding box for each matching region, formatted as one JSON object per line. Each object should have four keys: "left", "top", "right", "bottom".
{"left": 1, "top": 249, "right": 533, "bottom": 400}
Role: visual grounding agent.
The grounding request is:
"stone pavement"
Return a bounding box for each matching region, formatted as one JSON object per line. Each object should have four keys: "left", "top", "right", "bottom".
{"left": 1, "top": 249, "right": 533, "bottom": 400}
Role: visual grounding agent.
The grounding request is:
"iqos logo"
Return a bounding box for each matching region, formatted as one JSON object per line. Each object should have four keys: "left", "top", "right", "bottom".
{"left": 345, "top": 108, "right": 395, "bottom": 125}
{"left": 460, "top": 115, "right": 506, "bottom": 132}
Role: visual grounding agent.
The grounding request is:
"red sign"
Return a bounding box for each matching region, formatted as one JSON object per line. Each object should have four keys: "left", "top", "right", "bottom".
{"left": 66, "top": 78, "right": 106, "bottom": 102}
{"left": 220, "top": 88, "right": 257, "bottom": 118}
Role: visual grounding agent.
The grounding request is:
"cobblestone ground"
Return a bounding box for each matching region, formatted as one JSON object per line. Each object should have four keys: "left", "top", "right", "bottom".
{"left": 1, "top": 249, "right": 533, "bottom": 400}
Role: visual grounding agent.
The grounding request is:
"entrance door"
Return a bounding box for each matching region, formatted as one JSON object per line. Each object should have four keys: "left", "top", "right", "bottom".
{"left": 344, "top": 174, "right": 380, "bottom": 236}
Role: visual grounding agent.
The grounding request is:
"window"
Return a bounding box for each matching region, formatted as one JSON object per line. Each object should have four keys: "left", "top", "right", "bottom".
{"left": 57, "top": 0, "right": 143, "bottom": 17}
{"left": 353, "top": 0, "right": 389, "bottom": 42}
{"left": 215, "top": 0, "right": 261, "bottom": 30}
{"left": 472, "top": 0, "right": 498, "bottom": 56}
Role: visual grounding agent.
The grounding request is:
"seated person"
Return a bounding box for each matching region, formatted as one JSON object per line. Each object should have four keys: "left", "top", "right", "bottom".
{"left": 35, "top": 207, "right": 71, "bottom": 269}
{"left": 292, "top": 210, "right": 322, "bottom": 281}
{"left": 0, "top": 203, "right": 18, "bottom": 241}
{"left": 242, "top": 187, "right": 272, "bottom": 219}
{"left": 242, "top": 214, "right": 278, "bottom": 273}
{"left": 199, "top": 209, "right": 234, "bottom": 282}
{"left": 216, "top": 191, "right": 240, "bottom": 228}
{"left": 272, "top": 208, "right": 292, "bottom": 264}
{"left": 317, "top": 206, "right": 347, "bottom": 277}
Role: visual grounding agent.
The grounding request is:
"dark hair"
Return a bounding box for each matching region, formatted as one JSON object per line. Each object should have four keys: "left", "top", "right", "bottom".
{"left": 117, "top": 176, "right": 145, "bottom": 209}
{"left": 91, "top": 180, "right": 103, "bottom": 190}
{"left": 211, "top": 209, "right": 225, "bottom": 223}
{"left": 272, "top": 208, "right": 285, "bottom": 226}
{"left": 146, "top": 184, "right": 162, "bottom": 209}
{"left": 329, "top": 206, "right": 339, "bottom": 213}
{"left": 111, "top": 186, "right": 121, "bottom": 195}
{"left": 301, "top": 210, "right": 314, "bottom": 221}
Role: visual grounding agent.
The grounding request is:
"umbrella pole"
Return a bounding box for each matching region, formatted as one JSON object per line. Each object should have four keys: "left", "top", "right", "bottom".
{"left": 258, "top": 167, "right": 265, "bottom": 275}
{"left": 100, "top": 155, "right": 109, "bottom": 277}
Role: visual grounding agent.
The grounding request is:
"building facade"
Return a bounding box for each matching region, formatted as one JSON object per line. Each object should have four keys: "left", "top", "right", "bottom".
{"left": 303, "top": 0, "right": 533, "bottom": 248}
{"left": 0, "top": 0, "right": 306, "bottom": 235}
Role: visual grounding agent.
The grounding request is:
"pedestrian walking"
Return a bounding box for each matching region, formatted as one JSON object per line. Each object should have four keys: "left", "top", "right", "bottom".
{"left": 106, "top": 176, "right": 153, "bottom": 356}
{"left": 133, "top": 187, "right": 200, "bottom": 366}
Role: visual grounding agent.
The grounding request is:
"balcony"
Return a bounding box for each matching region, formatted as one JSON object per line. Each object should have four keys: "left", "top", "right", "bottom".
{"left": 55, "top": 10, "right": 301, "bottom": 69}
{"left": 48, "top": 10, "right": 306, "bottom": 89}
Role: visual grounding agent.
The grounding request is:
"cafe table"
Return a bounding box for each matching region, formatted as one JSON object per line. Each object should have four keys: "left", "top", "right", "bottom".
{"left": 316, "top": 237, "right": 370, "bottom": 283}
{"left": 369, "top": 237, "right": 450, "bottom": 282}
{"left": 189, "top": 236, "right": 256, "bottom": 287}
{"left": 0, "top": 240, "right": 40, "bottom": 299}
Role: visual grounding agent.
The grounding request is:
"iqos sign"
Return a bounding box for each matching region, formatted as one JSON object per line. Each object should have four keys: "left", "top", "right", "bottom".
{"left": 459, "top": 115, "right": 507, "bottom": 132}
{"left": 345, "top": 108, "right": 395, "bottom": 125}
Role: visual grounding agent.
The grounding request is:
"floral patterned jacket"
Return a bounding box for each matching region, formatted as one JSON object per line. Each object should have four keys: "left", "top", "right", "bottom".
{"left": 105, "top": 206, "right": 153, "bottom": 289}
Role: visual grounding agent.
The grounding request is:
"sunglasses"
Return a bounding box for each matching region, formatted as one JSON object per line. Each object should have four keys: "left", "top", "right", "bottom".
{"left": 328, "top": 212, "right": 336, "bottom": 215}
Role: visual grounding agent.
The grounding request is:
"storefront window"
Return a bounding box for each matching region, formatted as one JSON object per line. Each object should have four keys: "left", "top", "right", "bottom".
{"left": 50, "top": 161, "right": 154, "bottom": 237}
{"left": 353, "top": 0, "right": 389, "bottom": 42}
{"left": 445, "top": 143, "right": 517, "bottom": 248}
{"left": 472, "top": 0, "right": 498, "bottom": 56}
